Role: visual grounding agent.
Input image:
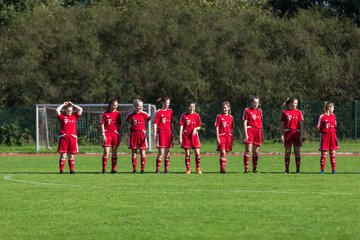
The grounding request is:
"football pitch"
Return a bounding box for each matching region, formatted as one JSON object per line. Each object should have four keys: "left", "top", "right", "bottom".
{"left": 0, "top": 154, "right": 359, "bottom": 240}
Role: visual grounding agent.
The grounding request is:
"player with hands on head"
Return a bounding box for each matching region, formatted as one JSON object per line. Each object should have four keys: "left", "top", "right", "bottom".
{"left": 126, "top": 99, "right": 150, "bottom": 174}
{"left": 101, "top": 98, "right": 122, "bottom": 174}
{"left": 215, "top": 101, "right": 234, "bottom": 174}
{"left": 317, "top": 102, "right": 339, "bottom": 174}
{"left": 280, "top": 98, "right": 304, "bottom": 174}
{"left": 242, "top": 96, "right": 262, "bottom": 173}
{"left": 153, "top": 97, "right": 174, "bottom": 174}
{"left": 56, "top": 101, "right": 83, "bottom": 174}
{"left": 179, "top": 101, "right": 203, "bottom": 174}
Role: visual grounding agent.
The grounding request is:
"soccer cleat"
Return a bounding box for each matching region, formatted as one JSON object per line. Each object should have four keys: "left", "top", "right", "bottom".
{"left": 132, "top": 170, "right": 137, "bottom": 174}
{"left": 284, "top": 171, "right": 289, "bottom": 174}
{"left": 244, "top": 170, "right": 249, "bottom": 174}
{"left": 320, "top": 170, "right": 326, "bottom": 174}
{"left": 155, "top": 170, "right": 160, "bottom": 174}
{"left": 296, "top": 171, "right": 300, "bottom": 175}
{"left": 102, "top": 169, "right": 106, "bottom": 174}
{"left": 164, "top": 170, "right": 169, "bottom": 174}
{"left": 111, "top": 170, "right": 117, "bottom": 174}
{"left": 196, "top": 168, "right": 202, "bottom": 174}
{"left": 252, "top": 170, "right": 258, "bottom": 173}
{"left": 220, "top": 170, "right": 226, "bottom": 174}
{"left": 332, "top": 170, "right": 336, "bottom": 174}
{"left": 59, "top": 170, "right": 63, "bottom": 174}
{"left": 140, "top": 170, "right": 145, "bottom": 174}
{"left": 186, "top": 170, "right": 191, "bottom": 174}
{"left": 70, "top": 171, "right": 75, "bottom": 174}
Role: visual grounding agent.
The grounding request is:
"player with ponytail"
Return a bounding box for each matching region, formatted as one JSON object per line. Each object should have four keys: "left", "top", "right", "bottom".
{"left": 280, "top": 98, "right": 304, "bottom": 174}
{"left": 153, "top": 97, "right": 174, "bottom": 173}
{"left": 317, "top": 102, "right": 339, "bottom": 174}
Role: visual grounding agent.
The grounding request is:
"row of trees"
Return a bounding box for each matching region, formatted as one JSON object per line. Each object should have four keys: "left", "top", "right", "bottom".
{"left": 1, "top": 0, "right": 360, "bottom": 141}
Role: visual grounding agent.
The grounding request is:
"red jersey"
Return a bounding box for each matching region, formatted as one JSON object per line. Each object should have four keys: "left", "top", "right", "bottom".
{"left": 126, "top": 111, "right": 150, "bottom": 132}
{"left": 214, "top": 114, "right": 234, "bottom": 134}
{"left": 180, "top": 112, "right": 202, "bottom": 133}
{"left": 154, "top": 108, "right": 174, "bottom": 132}
{"left": 242, "top": 108, "right": 262, "bottom": 129}
{"left": 317, "top": 113, "right": 337, "bottom": 133}
{"left": 101, "top": 110, "right": 122, "bottom": 131}
{"left": 58, "top": 113, "right": 80, "bottom": 135}
{"left": 281, "top": 109, "right": 303, "bottom": 130}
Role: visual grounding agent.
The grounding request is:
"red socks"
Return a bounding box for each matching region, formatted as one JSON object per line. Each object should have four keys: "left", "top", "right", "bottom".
{"left": 165, "top": 156, "right": 170, "bottom": 172}
{"left": 68, "top": 158, "right": 75, "bottom": 172}
{"left": 156, "top": 157, "right": 162, "bottom": 172}
{"left": 195, "top": 157, "right": 201, "bottom": 169}
{"left": 320, "top": 153, "right": 327, "bottom": 171}
{"left": 111, "top": 156, "right": 117, "bottom": 172}
{"left": 59, "top": 157, "right": 66, "bottom": 172}
{"left": 284, "top": 154, "right": 290, "bottom": 172}
{"left": 132, "top": 157, "right": 137, "bottom": 171}
{"left": 252, "top": 156, "right": 258, "bottom": 172}
{"left": 102, "top": 157, "right": 108, "bottom": 171}
{"left": 330, "top": 153, "right": 336, "bottom": 171}
{"left": 295, "top": 155, "right": 301, "bottom": 172}
{"left": 185, "top": 157, "right": 191, "bottom": 171}
{"left": 244, "top": 153, "right": 250, "bottom": 172}
{"left": 141, "top": 157, "right": 146, "bottom": 171}
{"left": 220, "top": 157, "right": 227, "bottom": 172}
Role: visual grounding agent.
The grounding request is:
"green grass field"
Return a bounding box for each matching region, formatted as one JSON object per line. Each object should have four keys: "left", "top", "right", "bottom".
{"left": 0, "top": 152, "right": 359, "bottom": 240}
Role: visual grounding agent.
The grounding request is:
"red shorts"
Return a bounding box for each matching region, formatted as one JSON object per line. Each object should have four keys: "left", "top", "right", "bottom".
{"left": 284, "top": 129, "right": 302, "bottom": 147}
{"left": 181, "top": 132, "right": 201, "bottom": 149}
{"left": 156, "top": 131, "right": 173, "bottom": 148}
{"left": 217, "top": 133, "right": 233, "bottom": 152}
{"left": 129, "top": 131, "right": 148, "bottom": 150}
{"left": 319, "top": 132, "right": 339, "bottom": 151}
{"left": 102, "top": 130, "right": 120, "bottom": 147}
{"left": 57, "top": 134, "right": 78, "bottom": 154}
{"left": 243, "top": 128, "right": 262, "bottom": 146}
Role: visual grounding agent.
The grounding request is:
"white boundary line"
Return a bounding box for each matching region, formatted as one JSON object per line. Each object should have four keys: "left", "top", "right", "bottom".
{"left": 2, "top": 174, "right": 359, "bottom": 196}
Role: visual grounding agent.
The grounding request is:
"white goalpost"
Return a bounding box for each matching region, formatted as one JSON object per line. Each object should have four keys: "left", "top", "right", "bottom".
{"left": 35, "top": 103, "right": 157, "bottom": 152}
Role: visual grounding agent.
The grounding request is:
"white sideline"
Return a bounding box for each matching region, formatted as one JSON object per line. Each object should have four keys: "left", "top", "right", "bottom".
{"left": 2, "top": 174, "right": 359, "bottom": 196}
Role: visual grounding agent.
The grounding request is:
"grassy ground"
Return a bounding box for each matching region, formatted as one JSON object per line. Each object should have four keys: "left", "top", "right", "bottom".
{"left": 0, "top": 154, "right": 359, "bottom": 240}
{"left": 1, "top": 140, "right": 360, "bottom": 154}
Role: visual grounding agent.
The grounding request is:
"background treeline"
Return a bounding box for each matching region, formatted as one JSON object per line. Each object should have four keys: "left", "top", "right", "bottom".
{"left": 1, "top": 0, "right": 360, "bottom": 144}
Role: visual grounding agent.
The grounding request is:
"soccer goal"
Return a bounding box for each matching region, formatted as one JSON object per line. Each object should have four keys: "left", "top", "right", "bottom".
{"left": 35, "top": 103, "right": 157, "bottom": 152}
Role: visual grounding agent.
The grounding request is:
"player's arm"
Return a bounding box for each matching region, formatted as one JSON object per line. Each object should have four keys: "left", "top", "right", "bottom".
{"left": 243, "top": 119, "right": 248, "bottom": 140}
{"left": 56, "top": 102, "right": 67, "bottom": 116}
{"left": 192, "top": 115, "right": 202, "bottom": 136}
{"left": 179, "top": 125, "right": 183, "bottom": 145}
{"left": 69, "top": 101, "right": 83, "bottom": 116}
{"left": 101, "top": 123, "right": 106, "bottom": 142}
{"left": 215, "top": 126, "right": 220, "bottom": 145}
{"left": 279, "top": 121, "right": 285, "bottom": 142}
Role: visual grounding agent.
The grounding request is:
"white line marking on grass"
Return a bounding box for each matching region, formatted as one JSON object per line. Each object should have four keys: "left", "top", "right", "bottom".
{"left": 2, "top": 174, "right": 359, "bottom": 196}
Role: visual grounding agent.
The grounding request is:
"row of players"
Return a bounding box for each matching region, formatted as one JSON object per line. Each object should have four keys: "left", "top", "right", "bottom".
{"left": 56, "top": 97, "right": 338, "bottom": 175}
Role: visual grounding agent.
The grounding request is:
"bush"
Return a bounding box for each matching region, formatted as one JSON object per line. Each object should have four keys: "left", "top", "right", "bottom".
{"left": 0, "top": 122, "right": 31, "bottom": 146}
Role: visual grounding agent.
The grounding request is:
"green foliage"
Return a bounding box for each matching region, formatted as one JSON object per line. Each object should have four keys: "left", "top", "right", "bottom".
{"left": 0, "top": 122, "right": 31, "bottom": 146}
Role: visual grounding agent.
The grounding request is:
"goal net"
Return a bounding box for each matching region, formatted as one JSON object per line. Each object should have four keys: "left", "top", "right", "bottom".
{"left": 35, "top": 104, "right": 157, "bottom": 152}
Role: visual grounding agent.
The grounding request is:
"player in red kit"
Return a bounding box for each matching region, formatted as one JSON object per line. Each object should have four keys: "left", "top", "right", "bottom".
{"left": 101, "top": 98, "right": 122, "bottom": 174}
{"left": 242, "top": 96, "right": 262, "bottom": 173}
{"left": 317, "top": 102, "right": 339, "bottom": 174}
{"left": 126, "top": 99, "right": 150, "bottom": 174}
{"left": 179, "top": 102, "right": 202, "bottom": 174}
{"left": 56, "top": 101, "right": 83, "bottom": 174}
{"left": 280, "top": 98, "right": 304, "bottom": 174}
{"left": 153, "top": 97, "right": 174, "bottom": 174}
{"left": 215, "top": 101, "right": 234, "bottom": 174}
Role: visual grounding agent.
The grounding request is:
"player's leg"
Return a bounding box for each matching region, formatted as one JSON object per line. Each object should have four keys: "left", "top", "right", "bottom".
{"left": 320, "top": 150, "right": 327, "bottom": 174}
{"left": 155, "top": 147, "right": 164, "bottom": 174}
{"left": 294, "top": 146, "right": 301, "bottom": 174}
{"left": 252, "top": 144, "right": 260, "bottom": 173}
{"left": 68, "top": 153, "right": 75, "bottom": 174}
{"left": 140, "top": 149, "right": 146, "bottom": 174}
{"left": 111, "top": 145, "right": 118, "bottom": 174}
{"left": 102, "top": 147, "right": 110, "bottom": 173}
{"left": 185, "top": 148, "right": 191, "bottom": 174}
{"left": 131, "top": 149, "right": 137, "bottom": 173}
{"left": 194, "top": 148, "right": 202, "bottom": 174}
{"left": 164, "top": 148, "right": 171, "bottom": 173}
{"left": 330, "top": 149, "right": 336, "bottom": 174}
{"left": 284, "top": 146, "right": 291, "bottom": 174}
{"left": 59, "top": 153, "right": 67, "bottom": 174}
{"left": 220, "top": 149, "right": 227, "bottom": 173}
{"left": 244, "top": 143, "right": 251, "bottom": 173}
